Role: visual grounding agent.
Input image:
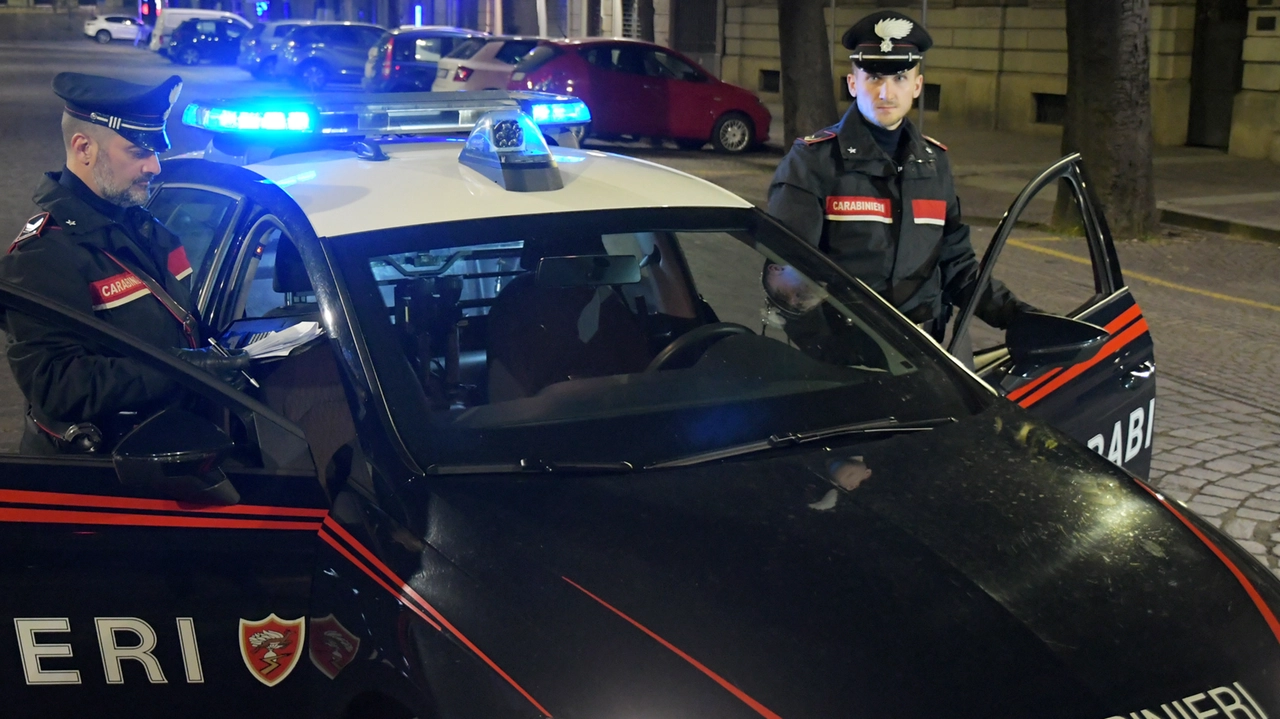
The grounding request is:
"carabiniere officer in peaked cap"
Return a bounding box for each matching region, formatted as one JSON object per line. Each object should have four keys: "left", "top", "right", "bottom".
{"left": 765, "top": 11, "right": 1032, "bottom": 365}
{"left": 0, "top": 73, "right": 250, "bottom": 454}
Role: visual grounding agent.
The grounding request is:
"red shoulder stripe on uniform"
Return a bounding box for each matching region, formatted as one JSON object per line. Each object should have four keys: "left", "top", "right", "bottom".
{"left": 923, "top": 135, "right": 948, "bottom": 151}
{"left": 799, "top": 130, "right": 837, "bottom": 146}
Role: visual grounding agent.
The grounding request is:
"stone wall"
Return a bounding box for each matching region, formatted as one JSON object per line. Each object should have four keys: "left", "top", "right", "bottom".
{"left": 1231, "top": 0, "right": 1280, "bottom": 160}
{"left": 719, "top": 0, "right": 1196, "bottom": 147}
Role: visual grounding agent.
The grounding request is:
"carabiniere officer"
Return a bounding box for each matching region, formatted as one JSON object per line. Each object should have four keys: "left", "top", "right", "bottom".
{"left": 0, "top": 72, "right": 249, "bottom": 454}
{"left": 766, "top": 11, "right": 1031, "bottom": 349}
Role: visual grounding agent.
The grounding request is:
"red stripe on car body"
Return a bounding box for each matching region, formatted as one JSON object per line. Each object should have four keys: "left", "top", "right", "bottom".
{"left": 562, "top": 576, "right": 785, "bottom": 719}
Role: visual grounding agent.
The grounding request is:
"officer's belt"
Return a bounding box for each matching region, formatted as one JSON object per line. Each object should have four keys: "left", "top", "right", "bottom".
{"left": 98, "top": 250, "right": 199, "bottom": 349}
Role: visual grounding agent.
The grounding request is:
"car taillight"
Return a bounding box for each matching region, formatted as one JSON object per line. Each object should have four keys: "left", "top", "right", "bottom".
{"left": 454, "top": 66, "right": 473, "bottom": 82}
{"left": 382, "top": 38, "right": 393, "bottom": 79}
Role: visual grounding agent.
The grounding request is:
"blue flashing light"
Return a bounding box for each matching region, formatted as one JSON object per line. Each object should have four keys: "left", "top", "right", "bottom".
{"left": 183, "top": 102, "right": 315, "bottom": 134}
{"left": 255, "top": 0, "right": 268, "bottom": 16}
{"left": 527, "top": 99, "right": 590, "bottom": 126}
{"left": 414, "top": 4, "right": 421, "bottom": 25}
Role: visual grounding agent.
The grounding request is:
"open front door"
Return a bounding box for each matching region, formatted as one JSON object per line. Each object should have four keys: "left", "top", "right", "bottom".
{"left": 949, "top": 154, "right": 1158, "bottom": 478}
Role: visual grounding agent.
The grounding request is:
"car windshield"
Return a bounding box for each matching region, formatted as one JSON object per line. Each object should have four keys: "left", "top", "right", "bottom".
{"left": 331, "top": 206, "right": 985, "bottom": 469}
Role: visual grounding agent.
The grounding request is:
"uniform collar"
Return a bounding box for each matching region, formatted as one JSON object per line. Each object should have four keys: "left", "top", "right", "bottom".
{"left": 834, "top": 109, "right": 937, "bottom": 178}
{"left": 34, "top": 170, "right": 119, "bottom": 237}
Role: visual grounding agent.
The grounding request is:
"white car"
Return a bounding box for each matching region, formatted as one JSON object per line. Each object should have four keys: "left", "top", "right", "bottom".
{"left": 432, "top": 36, "right": 539, "bottom": 91}
{"left": 83, "top": 15, "right": 143, "bottom": 44}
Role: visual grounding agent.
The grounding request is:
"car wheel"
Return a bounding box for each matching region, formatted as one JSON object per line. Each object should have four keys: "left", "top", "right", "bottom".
{"left": 177, "top": 47, "right": 201, "bottom": 66}
{"left": 250, "top": 57, "right": 277, "bottom": 80}
{"left": 299, "top": 62, "right": 330, "bottom": 92}
{"left": 711, "top": 113, "right": 754, "bottom": 153}
{"left": 675, "top": 138, "right": 706, "bottom": 151}
{"left": 95, "top": 30, "right": 112, "bottom": 44}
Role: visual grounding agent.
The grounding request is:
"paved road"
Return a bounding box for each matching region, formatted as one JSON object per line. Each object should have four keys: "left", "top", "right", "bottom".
{"left": 4, "top": 40, "right": 1280, "bottom": 576}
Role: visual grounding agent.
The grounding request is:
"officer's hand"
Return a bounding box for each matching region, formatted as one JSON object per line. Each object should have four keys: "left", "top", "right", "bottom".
{"left": 170, "top": 347, "right": 251, "bottom": 388}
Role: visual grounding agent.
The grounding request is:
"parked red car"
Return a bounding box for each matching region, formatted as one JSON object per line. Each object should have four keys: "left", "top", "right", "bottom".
{"left": 508, "top": 38, "right": 770, "bottom": 153}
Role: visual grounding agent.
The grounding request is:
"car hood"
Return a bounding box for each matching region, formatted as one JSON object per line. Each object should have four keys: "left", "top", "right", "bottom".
{"left": 402, "top": 403, "right": 1280, "bottom": 719}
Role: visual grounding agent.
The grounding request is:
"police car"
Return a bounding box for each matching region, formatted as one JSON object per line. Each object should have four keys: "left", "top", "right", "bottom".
{"left": 0, "top": 90, "right": 1275, "bottom": 719}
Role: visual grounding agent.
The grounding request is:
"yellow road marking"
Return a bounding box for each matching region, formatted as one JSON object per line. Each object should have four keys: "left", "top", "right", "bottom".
{"left": 1006, "top": 238, "right": 1280, "bottom": 313}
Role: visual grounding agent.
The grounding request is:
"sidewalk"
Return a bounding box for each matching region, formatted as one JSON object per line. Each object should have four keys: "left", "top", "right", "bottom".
{"left": 763, "top": 103, "right": 1280, "bottom": 241}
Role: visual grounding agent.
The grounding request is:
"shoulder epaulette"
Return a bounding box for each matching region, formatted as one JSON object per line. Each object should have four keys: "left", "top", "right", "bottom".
{"left": 798, "top": 129, "right": 838, "bottom": 146}
{"left": 923, "top": 135, "right": 948, "bottom": 152}
{"left": 10, "top": 213, "right": 58, "bottom": 253}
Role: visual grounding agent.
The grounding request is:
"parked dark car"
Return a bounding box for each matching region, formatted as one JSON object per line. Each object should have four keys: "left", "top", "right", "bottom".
{"left": 165, "top": 17, "right": 248, "bottom": 66}
{"left": 362, "top": 26, "right": 487, "bottom": 92}
{"left": 277, "top": 22, "right": 385, "bottom": 91}
{"left": 237, "top": 20, "right": 314, "bottom": 79}
{"left": 509, "top": 38, "right": 771, "bottom": 152}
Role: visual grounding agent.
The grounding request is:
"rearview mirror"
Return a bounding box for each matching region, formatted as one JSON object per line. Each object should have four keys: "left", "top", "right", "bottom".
{"left": 112, "top": 409, "right": 240, "bottom": 506}
{"left": 1006, "top": 312, "right": 1109, "bottom": 378}
{"left": 536, "top": 254, "right": 641, "bottom": 288}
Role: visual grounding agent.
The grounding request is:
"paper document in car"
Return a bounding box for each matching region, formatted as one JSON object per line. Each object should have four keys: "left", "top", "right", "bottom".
{"left": 242, "top": 321, "right": 324, "bottom": 359}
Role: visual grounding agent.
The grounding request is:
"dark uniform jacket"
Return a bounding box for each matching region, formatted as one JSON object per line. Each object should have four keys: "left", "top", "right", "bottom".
{"left": 0, "top": 170, "right": 197, "bottom": 451}
{"left": 767, "top": 106, "right": 1024, "bottom": 328}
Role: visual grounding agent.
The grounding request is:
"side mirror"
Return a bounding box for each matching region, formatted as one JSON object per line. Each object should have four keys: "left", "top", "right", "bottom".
{"left": 112, "top": 409, "right": 240, "bottom": 506}
{"left": 1006, "top": 311, "right": 1109, "bottom": 378}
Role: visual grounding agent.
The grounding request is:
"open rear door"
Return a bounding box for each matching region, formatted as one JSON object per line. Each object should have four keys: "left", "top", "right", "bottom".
{"left": 949, "top": 154, "right": 1158, "bottom": 479}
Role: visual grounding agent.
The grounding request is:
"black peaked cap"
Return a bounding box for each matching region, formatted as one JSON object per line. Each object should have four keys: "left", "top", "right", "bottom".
{"left": 842, "top": 10, "right": 933, "bottom": 74}
{"left": 53, "top": 72, "right": 183, "bottom": 153}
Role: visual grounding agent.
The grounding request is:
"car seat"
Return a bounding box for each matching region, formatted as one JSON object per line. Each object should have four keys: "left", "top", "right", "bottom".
{"left": 486, "top": 236, "right": 652, "bottom": 403}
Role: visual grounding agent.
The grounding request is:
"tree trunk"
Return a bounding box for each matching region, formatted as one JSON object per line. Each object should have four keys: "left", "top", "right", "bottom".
{"left": 778, "top": 0, "right": 837, "bottom": 143}
{"left": 636, "top": 0, "right": 655, "bottom": 41}
{"left": 1058, "top": 0, "right": 1158, "bottom": 239}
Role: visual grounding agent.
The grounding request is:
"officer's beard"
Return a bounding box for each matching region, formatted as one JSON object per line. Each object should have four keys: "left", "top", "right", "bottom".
{"left": 92, "top": 160, "right": 152, "bottom": 208}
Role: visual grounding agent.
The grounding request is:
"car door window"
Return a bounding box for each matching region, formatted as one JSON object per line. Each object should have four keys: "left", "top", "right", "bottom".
{"left": 195, "top": 19, "right": 217, "bottom": 34}
{"left": 962, "top": 177, "right": 1104, "bottom": 354}
{"left": 493, "top": 40, "right": 537, "bottom": 65}
{"left": 224, "top": 20, "right": 245, "bottom": 39}
{"left": 413, "top": 36, "right": 443, "bottom": 62}
{"left": 650, "top": 50, "right": 704, "bottom": 82}
{"left": 225, "top": 216, "right": 315, "bottom": 322}
{"left": 146, "top": 185, "right": 243, "bottom": 310}
{"left": 355, "top": 26, "right": 383, "bottom": 48}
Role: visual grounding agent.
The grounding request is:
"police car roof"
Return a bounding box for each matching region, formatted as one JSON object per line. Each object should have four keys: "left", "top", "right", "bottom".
{"left": 245, "top": 142, "right": 752, "bottom": 238}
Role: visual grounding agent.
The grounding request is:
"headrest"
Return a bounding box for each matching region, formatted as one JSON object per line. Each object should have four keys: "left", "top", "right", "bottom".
{"left": 272, "top": 236, "right": 314, "bottom": 295}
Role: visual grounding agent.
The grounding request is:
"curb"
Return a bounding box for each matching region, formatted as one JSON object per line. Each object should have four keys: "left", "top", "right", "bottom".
{"left": 1158, "top": 208, "right": 1280, "bottom": 246}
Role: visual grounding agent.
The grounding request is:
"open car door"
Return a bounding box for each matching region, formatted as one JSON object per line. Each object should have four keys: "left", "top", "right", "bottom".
{"left": 949, "top": 154, "right": 1158, "bottom": 479}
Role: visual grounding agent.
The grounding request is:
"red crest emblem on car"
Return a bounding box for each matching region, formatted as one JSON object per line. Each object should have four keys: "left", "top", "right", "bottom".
{"left": 239, "top": 614, "right": 306, "bottom": 687}
{"left": 308, "top": 614, "right": 360, "bottom": 680}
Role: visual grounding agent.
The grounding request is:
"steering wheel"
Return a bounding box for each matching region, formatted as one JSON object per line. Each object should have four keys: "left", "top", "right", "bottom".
{"left": 646, "top": 322, "right": 755, "bottom": 372}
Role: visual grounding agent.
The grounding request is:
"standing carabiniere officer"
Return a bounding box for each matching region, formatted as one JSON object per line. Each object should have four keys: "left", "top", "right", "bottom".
{"left": 0, "top": 73, "right": 248, "bottom": 454}
{"left": 767, "top": 11, "right": 1029, "bottom": 341}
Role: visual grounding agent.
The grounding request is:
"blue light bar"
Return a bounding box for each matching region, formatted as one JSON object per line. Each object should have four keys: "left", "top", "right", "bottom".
{"left": 527, "top": 100, "right": 590, "bottom": 126}
{"left": 183, "top": 103, "right": 314, "bottom": 133}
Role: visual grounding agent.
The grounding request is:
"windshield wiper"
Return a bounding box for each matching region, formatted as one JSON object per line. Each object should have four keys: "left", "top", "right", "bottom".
{"left": 425, "top": 459, "right": 635, "bottom": 475}
{"left": 645, "top": 416, "right": 956, "bottom": 470}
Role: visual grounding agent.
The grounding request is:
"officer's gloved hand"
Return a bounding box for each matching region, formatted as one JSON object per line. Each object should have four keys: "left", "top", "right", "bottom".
{"left": 170, "top": 347, "right": 252, "bottom": 388}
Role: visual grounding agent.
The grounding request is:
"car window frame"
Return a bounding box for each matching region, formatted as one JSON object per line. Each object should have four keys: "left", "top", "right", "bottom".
{"left": 145, "top": 182, "right": 251, "bottom": 320}
{"left": 0, "top": 279, "right": 307, "bottom": 444}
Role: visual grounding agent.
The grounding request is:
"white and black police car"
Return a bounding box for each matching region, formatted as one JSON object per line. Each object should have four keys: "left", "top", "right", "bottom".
{"left": 0, "top": 89, "right": 1274, "bottom": 719}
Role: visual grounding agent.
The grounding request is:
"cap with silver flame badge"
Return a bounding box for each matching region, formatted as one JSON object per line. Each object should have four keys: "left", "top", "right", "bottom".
{"left": 842, "top": 11, "right": 933, "bottom": 75}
